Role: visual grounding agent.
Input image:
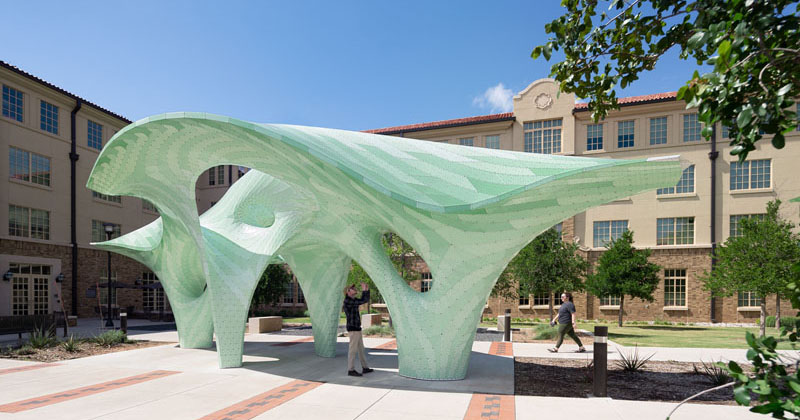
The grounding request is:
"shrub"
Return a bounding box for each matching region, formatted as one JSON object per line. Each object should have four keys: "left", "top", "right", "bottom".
{"left": 16, "top": 345, "right": 36, "bottom": 355}
{"left": 362, "top": 325, "right": 394, "bottom": 337}
{"left": 615, "top": 346, "right": 654, "bottom": 372}
{"left": 93, "top": 330, "right": 129, "bottom": 347}
{"left": 693, "top": 360, "right": 733, "bottom": 386}
{"left": 653, "top": 320, "right": 672, "bottom": 326}
{"left": 534, "top": 324, "right": 558, "bottom": 340}
{"left": 764, "top": 315, "right": 799, "bottom": 328}
{"left": 28, "top": 326, "right": 57, "bottom": 349}
{"left": 62, "top": 335, "right": 81, "bottom": 353}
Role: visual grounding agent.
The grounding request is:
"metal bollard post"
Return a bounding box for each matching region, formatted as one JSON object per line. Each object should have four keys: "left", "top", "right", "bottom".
{"left": 120, "top": 312, "right": 128, "bottom": 334}
{"left": 593, "top": 326, "right": 608, "bottom": 397}
{"left": 503, "top": 309, "right": 511, "bottom": 342}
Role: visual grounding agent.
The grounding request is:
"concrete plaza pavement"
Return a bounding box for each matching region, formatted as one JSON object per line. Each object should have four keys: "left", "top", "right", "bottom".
{"left": 0, "top": 325, "right": 780, "bottom": 420}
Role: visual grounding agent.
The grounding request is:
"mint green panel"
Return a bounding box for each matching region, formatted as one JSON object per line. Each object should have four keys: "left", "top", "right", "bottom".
{"left": 88, "top": 113, "right": 681, "bottom": 379}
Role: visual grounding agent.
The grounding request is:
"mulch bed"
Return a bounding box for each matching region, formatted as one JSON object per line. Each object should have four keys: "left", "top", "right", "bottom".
{"left": 515, "top": 357, "right": 739, "bottom": 404}
{"left": 0, "top": 340, "right": 172, "bottom": 363}
{"left": 513, "top": 328, "right": 594, "bottom": 345}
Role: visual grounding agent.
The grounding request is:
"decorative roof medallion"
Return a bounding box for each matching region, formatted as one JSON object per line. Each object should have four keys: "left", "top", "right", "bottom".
{"left": 534, "top": 93, "right": 553, "bottom": 109}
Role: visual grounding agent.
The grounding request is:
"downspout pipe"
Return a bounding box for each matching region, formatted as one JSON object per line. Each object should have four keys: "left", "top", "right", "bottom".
{"left": 708, "top": 125, "right": 719, "bottom": 322}
{"left": 70, "top": 100, "right": 82, "bottom": 316}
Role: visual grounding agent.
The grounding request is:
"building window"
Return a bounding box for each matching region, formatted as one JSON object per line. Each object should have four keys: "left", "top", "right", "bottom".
{"left": 721, "top": 124, "right": 730, "bottom": 139}
{"left": 532, "top": 293, "right": 550, "bottom": 306}
{"left": 518, "top": 292, "right": 530, "bottom": 307}
{"left": 553, "top": 222, "right": 563, "bottom": 237}
{"left": 657, "top": 217, "right": 694, "bottom": 245}
{"left": 650, "top": 116, "right": 668, "bottom": 145}
{"left": 458, "top": 137, "right": 474, "bottom": 146}
{"left": 40, "top": 100, "right": 59, "bottom": 134}
{"left": 297, "top": 282, "right": 305, "bottom": 304}
{"left": 485, "top": 135, "right": 500, "bottom": 149}
{"left": 657, "top": 165, "right": 695, "bottom": 195}
{"left": 99, "top": 271, "right": 117, "bottom": 306}
{"left": 730, "top": 159, "right": 771, "bottom": 191}
{"left": 9, "top": 147, "right": 51, "bottom": 187}
{"left": 92, "top": 191, "right": 122, "bottom": 203}
{"left": 88, "top": 120, "right": 103, "bottom": 150}
{"left": 593, "top": 220, "right": 628, "bottom": 247}
{"left": 663, "top": 269, "right": 687, "bottom": 307}
{"left": 209, "top": 165, "right": 225, "bottom": 186}
{"left": 8, "top": 205, "right": 49, "bottom": 240}
{"left": 92, "top": 220, "right": 120, "bottom": 242}
{"left": 142, "top": 272, "right": 165, "bottom": 312}
{"left": 237, "top": 166, "right": 248, "bottom": 179}
{"left": 617, "top": 120, "right": 635, "bottom": 148}
{"left": 683, "top": 113, "right": 701, "bottom": 142}
{"left": 738, "top": 291, "right": 760, "bottom": 308}
{"left": 282, "top": 282, "right": 294, "bottom": 304}
{"left": 729, "top": 214, "right": 766, "bottom": 238}
{"left": 2, "top": 84, "right": 24, "bottom": 122}
{"left": 420, "top": 272, "right": 433, "bottom": 293}
{"left": 587, "top": 123, "right": 603, "bottom": 151}
{"left": 142, "top": 199, "right": 157, "bottom": 213}
{"left": 524, "top": 119, "right": 563, "bottom": 154}
{"left": 599, "top": 295, "right": 621, "bottom": 307}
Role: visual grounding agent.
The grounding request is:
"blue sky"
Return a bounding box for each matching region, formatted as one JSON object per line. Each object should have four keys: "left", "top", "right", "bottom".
{"left": 3, "top": 1, "right": 699, "bottom": 130}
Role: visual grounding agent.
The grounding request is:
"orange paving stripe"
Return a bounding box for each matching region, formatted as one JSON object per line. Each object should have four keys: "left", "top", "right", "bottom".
{"left": 489, "top": 342, "right": 513, "bottom": 356}
{"left": 374, "top": 339, "right": 397, "bottom": 350}
{"left": 271, "top": 336, "right": 314, "bottom": 346}
{"left": 463, "top": 394, "right": 515, "bottom": 420}
{"left": 0, "top": 363, "right": 62, "bottom": 376}
{"left": 0, "top": 370, "right": 179, "bottom": 413}
{"left": 198, "top": 379, "right": 322, "bottom": 420}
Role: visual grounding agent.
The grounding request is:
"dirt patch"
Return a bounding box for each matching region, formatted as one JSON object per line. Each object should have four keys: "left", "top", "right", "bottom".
{"left": 515, "top": 357, "right": 739, "bottom": 404}
{"left": 0, "top": 341, "right": 173, "bottom": 363}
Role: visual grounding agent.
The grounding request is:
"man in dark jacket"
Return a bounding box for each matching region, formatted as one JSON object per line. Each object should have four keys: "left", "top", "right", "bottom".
{"left": 343, "top": 282, "right": 373, "bottom": 376}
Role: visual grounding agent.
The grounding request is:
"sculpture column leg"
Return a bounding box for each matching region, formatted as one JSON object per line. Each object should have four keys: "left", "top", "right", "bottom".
{"left": 203, "top": 229, "right": 270, "bottom": 368}
{"left": 282, "top": 248, "right": 351, "bottom": 358}
{"left": 169, "top": 292, "right": 214, "bottom": 349}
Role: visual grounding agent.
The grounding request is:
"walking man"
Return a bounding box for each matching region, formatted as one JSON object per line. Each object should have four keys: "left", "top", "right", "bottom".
{"left": 344, "top": 282, "right": 373, "bottom": 376}
{"left": 548, "top": 292, "right": 586, "bottom": 353}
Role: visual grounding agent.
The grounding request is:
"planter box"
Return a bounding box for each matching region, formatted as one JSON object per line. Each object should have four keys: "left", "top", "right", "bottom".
{"left": 362, "top": 313, "right": 382, "bottom": 328}
{"left": 248, "top": 316, "right": 282, "bottom": 333}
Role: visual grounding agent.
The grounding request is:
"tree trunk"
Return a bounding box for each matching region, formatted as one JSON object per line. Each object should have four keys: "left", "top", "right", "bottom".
{"left": 760, "top": 298, "right": 767, "bottom": 338}
{"left": 618, "top": 295, "right": 625, "bottom": 327}
{"left": 548, "top": 292, "right": 554, "bottom": 322}
{"left": 776, "top": 294, "right": 781, "bottom": 330}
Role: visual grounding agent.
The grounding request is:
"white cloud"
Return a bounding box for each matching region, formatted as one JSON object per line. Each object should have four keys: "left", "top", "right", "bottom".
{"left": 473, "top": 83, "right": 513, "bottom": 113}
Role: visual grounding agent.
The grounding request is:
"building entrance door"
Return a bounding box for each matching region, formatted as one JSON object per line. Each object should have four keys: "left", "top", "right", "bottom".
{"left": 10, "top": 263, "right": 50, "bottom": 315}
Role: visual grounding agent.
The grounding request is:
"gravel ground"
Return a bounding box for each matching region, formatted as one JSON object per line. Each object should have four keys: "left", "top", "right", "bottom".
{"left": 268, "top": 325, "right": 505, "bottom": 342}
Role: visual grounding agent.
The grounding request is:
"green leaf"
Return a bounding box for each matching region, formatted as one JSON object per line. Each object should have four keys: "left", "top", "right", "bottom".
{"left": 543, "top": 43, "right": 552, "bottom": 61}
{"left": 737, "top": 107, "right": 753, "bottom": 128}
{"left": 772, "top": 133, "right": 785, "bottom": 149}
{"left": 688, "top": 32, "right": 705, "bottom": 49}
{"left": 718, "top": 40, "right": 732, "bottom": 61}
{"left": 734, "top": 386, "right": 752, "bottom": 405}
{"left": 728, "top": 360, "right": 743, "bottom": 374}
{"left": 788, "top": 380, "right": 800, "bottom": 394}
{"left": 777, "top": 83, "right": 792, "bottom": 97}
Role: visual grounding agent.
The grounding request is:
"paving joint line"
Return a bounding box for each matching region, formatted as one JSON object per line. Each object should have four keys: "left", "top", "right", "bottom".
{"left": 352, "top": 386, "right": 393, "bottom": 419}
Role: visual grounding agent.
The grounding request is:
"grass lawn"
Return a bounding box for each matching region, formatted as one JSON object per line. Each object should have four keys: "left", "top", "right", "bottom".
{"left": 577, "top": 322, "right": 798, "bottom": 350}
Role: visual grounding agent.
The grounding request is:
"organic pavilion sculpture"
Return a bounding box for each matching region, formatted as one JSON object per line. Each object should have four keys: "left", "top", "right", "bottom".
{"left": 88, "top": 113, "right": 682, "bottom": 380}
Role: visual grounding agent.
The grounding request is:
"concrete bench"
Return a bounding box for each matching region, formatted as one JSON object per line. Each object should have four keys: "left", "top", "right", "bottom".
{"left": 361, "top": 313, "right": 382, "bottom": 328}
{"left": 248, "top": 316, "right": 282, "bottom": 333}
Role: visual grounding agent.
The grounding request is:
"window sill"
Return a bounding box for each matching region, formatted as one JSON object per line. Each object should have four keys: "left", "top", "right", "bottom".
{"left": 663, "top": 306, "right": 688, "bottom": 311}
{"left": 599, "top": 305, "right": 620, "bottom": 310}
{"left": 657, "top": 193, "right": 697, "bottom": 200}
{"left": 532, "top": 305, "right": 551, "bottom": 309}
{"left": 583, "top": 149, "right": 606, "bottom": 155}
{"left": 372, "top": 303, "right": 387, "bottom": 308}
{"left": 518, "top": 305, "right": 531, "bottom": 310}
{"left": 9, "top": 177, "right": 53, "bottom": 191}
{"left": 730, "top": 188, "right": 774, "bottom": 195}
{"left": 737, "top": 307, "right": 761, "bottom": 312}
{"left": 92, "top": 197, "right": 123, "bottom": 207}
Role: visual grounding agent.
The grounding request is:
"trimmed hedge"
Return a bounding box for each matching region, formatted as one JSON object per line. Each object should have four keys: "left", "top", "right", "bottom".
{"left": 764, "top": 315, "right": 799, "bottom": 328}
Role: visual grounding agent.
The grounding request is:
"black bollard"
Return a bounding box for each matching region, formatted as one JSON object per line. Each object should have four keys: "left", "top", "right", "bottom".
{"left": 120, "top": 312, "right": 128, "bottom": 334}
{"left": 593, "top": 326, "right": 608, "bottom": 397}
{"left": 503, "top": 309, "right": 511, "bottom": 342}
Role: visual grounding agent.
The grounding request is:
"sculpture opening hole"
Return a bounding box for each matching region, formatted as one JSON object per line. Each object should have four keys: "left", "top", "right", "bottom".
{"left": 381, "top": 233, "right": 432, "bottom": 293}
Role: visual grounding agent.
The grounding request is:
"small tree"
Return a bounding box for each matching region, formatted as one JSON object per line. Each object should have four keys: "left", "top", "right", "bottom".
{"left": 586, "top": 230, "right": 661, "bottom": 327}
{"left": 250, "top": 264, "right": 293, "bottom": 315}
{"left": 347, "top": 260, "right": 380, "bottom": 312}
{"left": 502, "top": 228, "right": 588, "bottom": 319}
{"left": 703, "top": 200, "right": 800, "bottom": 337}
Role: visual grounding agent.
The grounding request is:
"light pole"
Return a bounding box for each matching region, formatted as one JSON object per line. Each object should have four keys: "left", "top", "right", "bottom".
{"left": 103, "top": 223, "right": 115, "bottom": 328}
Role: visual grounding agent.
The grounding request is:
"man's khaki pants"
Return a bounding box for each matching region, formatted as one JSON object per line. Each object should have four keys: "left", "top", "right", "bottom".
{"left": 347, "top": 330, "right": 368, "bottom": 371}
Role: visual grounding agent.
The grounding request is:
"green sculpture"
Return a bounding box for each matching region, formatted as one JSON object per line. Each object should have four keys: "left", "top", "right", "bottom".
{"left": 88, "top": 113, "right": 681, "bottom": 380}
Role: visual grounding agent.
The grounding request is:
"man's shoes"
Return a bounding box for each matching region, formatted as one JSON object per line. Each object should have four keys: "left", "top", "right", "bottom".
{"left": 547, "top": 347, "right": 558, "bottom": 353}
{"left": 348, "top": 370, "right": 362, "bottom": 377}
{"left": 362, "top": 367, "right": 374, "bottom": 374}
{"left": 576, "top": 347, "right": 587, "bottom": 353}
